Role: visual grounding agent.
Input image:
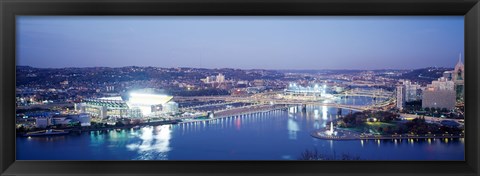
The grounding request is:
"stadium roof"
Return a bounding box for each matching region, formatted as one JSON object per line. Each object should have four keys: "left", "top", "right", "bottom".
{"left": 98, "top": 96, "right": 123, "bottom": 101}
{"left": 127, "top": 93, "right": 173, "bottom": 105}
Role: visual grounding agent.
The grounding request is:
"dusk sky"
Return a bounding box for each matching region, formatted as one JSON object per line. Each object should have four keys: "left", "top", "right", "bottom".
{"left": 17, "top": 16, "right": 464, "bottom": 70}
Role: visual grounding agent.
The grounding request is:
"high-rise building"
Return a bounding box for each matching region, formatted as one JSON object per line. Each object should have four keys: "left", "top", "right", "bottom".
{"left": 443, "top": 71, "right": 453, "bottom": 81}
{"left": 453, "top": 55, "right": 464, "bottom": 101}
{"left": 422, "top": 77, "right": 456, "bottom": 110}
{"left": 406, "top": 83, "right": 422, "bottom": 102}
{"left": 396, "top": 84, "right": 405, "bottom": 110}
{"left": 442, "top": 53, "right": 464, "bottom": 101}
{"left": 396, "top": 80, "right": 422, "bottom": 110}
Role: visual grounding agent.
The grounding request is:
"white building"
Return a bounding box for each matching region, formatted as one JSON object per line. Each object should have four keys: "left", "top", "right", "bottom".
{"left": 216, "top": 73, "right": 225, "bottom": 83}
{"left": 201, "top": 76, "right": 216, "bottom": 84}
{"left": 430, "top": 77, "right": 455, "bottom": 91}
{"left": 422, "top": 77, "right": 456, "bottom": 110}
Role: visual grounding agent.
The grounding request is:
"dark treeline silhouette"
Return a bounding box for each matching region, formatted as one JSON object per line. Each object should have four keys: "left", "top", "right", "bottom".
{"left": 298, "top": 148, "right": 361, "bottom": 160}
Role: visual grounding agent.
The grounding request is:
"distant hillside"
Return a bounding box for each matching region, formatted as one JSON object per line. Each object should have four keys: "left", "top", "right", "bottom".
{"left": 16, "top": 66, "right": 285, "bottom": 86}
{"left": 277, "top": 69, "right": 364, "bottom": 75}
{"left": 396, "top": 67, "right": 452, "bottom": 84}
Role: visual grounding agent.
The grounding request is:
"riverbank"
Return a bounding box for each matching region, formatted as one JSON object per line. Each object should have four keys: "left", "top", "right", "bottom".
{"left": 16, "top": 103, "right": 465, "bottom": 161}
{"left": 17, "top": 119, "right": 181, "bottom": 137}
{"left": 311, "top": 128, "right": 464, "bottom": 140}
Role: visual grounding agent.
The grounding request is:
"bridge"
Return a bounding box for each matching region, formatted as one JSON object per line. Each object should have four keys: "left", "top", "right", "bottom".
{"left": 213, "top": 104, "right": 289, "bottom": 119}
{"left": 345, "top": 81, "right": 386, "bottom": 87}
{"left": 173, "top": 96, "right": 233, "bottom": 102}
{"left": 339, "top": 88, "right": 394, "bottom": 99}
{"left": 182, "top": 102, "right": 240, "bottom": 110}
{"left": 173, "top": 88, "right": 394, "bottom": 103}
{"left": 267, "top": 101, "right": 371, "bottom": 111}
{"left": 173, "top": 88, "right": 395, "bottom": 114}
{"left": 177, "top": 102, "right": 375, "bottom": 125}
{"left": 175, "top": 96, "right": 392, "bottom": 112}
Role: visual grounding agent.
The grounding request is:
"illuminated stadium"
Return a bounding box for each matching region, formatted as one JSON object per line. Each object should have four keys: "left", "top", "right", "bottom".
{"left": 75, "top": 91, "right": 178, "bottom": 119}
{"left": 284, "top": 83, "right": 326, "bottom": 97}
{"left": 126, "top": 92, "right": 175, "bottom": 116}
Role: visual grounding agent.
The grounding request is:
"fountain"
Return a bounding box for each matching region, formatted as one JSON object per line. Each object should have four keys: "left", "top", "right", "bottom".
{"left": 312, "top": 120, "right": 356, "bottom": 140}
{"left": 326, "top": 121, "right": 335, "bottom": 136}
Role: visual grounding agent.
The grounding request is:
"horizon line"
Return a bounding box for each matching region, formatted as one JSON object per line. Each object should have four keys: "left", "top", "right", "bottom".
{"left": 16, "top": 65, "right": 454, "bottom": 71}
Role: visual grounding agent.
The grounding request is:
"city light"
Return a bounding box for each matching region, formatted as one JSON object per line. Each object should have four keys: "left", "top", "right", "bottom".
{"left": 15, "top": 43, "right": 465, "bottom": 161}
{"left": 128, "top": 92, "right": 172, "bottom": 105}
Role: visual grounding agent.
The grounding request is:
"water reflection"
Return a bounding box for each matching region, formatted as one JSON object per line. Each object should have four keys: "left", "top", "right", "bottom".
{"left": 288, "top": 118, "right": 299, "bottom": 140}
{"left": 126, "top": 125, "right": 172, "bottom": 160}
{"left": 27, "top": 135, "right": 66, "bottom": 142}
{"left": 16, "top": 97, "right": 465, "bottom": 160}
{"left": 235, "top": 117, "right": 241, "bottom": 130}
{"left": 322, "top": 106, "right": 328, "bottom": 120}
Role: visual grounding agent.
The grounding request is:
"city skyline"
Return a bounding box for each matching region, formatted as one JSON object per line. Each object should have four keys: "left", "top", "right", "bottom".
{"left": 15, "top": 16, "right": 466, "bottom": 160}
{"left": 17, "top": 16, "right": 464, "bottom": 70}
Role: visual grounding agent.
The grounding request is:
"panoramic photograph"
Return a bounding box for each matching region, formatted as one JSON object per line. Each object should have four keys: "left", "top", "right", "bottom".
{"left": 15, "top": 16, "right": 465, "bottom": 160}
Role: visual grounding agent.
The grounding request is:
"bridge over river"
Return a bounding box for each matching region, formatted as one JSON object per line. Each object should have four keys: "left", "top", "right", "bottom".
{"left": 177, "top": 101, "right": 379, "bottom": 125}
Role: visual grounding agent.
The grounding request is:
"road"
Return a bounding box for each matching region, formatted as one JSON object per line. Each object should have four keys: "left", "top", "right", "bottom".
{"left": 400, "top": 113, "right": 464, "bottom": 124}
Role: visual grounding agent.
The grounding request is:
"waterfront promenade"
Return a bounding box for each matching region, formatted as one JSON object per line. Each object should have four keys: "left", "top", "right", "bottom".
{"left": 311, "top": 128, "right": 464, "bottom": 140}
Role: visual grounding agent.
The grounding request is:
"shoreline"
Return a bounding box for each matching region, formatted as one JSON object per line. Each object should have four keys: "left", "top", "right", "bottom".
{"left": 18, "top": 119, "right": 181, "bottom": 137}
{"left": 310, "top": 128, "right": 464, "bottom": 140}
{"left": 18, "top": 105, "right": 289, "bottom": 137}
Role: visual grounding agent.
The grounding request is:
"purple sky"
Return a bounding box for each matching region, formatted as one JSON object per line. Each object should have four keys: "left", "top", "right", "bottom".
{"left": 16, "top": 16, "right": 464, "bottom": 70}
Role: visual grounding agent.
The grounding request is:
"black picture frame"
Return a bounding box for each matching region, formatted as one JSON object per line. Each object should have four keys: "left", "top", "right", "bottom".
{"left": 1, "top": 0, "right": 479, "bottom": 175}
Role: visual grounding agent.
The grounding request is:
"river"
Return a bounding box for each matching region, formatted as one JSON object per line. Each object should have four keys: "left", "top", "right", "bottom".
{"left": 16, "top": 96, "right": 464, "bottom": 160}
